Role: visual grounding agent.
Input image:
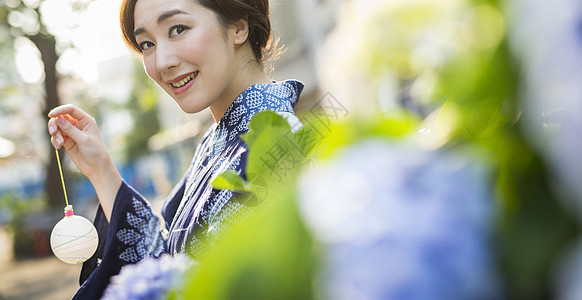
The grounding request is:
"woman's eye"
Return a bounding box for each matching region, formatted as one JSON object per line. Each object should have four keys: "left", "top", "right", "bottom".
{"left": 169, "top": 25, "right": 188, "bottom": 38}
{"left": 139, "top": 41, "right": 154, "bottom": 51}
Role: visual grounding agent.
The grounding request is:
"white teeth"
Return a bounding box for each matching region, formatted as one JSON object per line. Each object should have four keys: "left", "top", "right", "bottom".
{"left": 171, "top": 72, "right": 197, "bottom": 88}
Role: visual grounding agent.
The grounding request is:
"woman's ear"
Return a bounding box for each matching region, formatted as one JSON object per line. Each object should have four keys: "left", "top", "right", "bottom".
{"left": 231, "top": 18, "right": 250, "bottom": 46}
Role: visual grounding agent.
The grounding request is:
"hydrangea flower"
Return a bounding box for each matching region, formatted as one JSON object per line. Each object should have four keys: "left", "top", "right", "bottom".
{"left": 298, "top": 139, "right": 499, "bottom": 300}
{"left": 101, "top": 254, "right": 194, "bottom": 300}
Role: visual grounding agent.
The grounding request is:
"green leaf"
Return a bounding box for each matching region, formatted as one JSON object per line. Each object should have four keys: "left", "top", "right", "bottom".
{"left": 181, "top": 191, "right": 314, "bottom": 300}
{"left": 241, "top": 111, "right": 305, "bottom": 181}
{"left": 210, "top": 111, "right": 319, "bottom": 206}
{"left": 211, "top": 170, "right": 250, "bottom": 192}
{"left": 241, "top": 111, "right": 290, "bottom": 154}
{"left": 248, "top": 110, "right": 290, "bottom": 132}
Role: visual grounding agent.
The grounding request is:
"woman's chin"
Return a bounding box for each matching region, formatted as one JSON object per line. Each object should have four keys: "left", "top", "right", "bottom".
{"left": 177, "top": 102, "right": 207, "bottom": 115}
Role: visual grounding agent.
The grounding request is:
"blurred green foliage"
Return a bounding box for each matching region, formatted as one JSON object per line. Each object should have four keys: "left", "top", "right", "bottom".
{"left": 123, "top": 62, "right": 161, "bottom": 162}
{"left": 493, "top": 131, "right": 578, "bottom": 298}
{"left": 177, "top": 193, "right": 314, "bottom": 300}
{"left": 311, "top": 111, "right": 419, "bottom": 160}
{"left": 202, "top": 110, "right": 425, "bottom": 299}
{"left": 335, "top": 0, "right": 580, "bottom": 296}
{"left": 433, "top": 3, "right": 579, "bottom": 298}
{"left": 0, "top": 192, "right": 49, "bottom": 257}
{"left": 0, "top": 193, "right": 46, "bottom": 226}
{"left": 204, "top": 0, "right": 580, "bottom": 298}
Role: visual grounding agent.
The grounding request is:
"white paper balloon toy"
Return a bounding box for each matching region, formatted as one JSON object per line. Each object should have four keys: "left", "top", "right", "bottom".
{"left": 50, "top": 205, "right": 98, "bottom": 264}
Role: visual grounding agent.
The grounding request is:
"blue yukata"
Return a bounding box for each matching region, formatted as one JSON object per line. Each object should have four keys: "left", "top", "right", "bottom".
{"left": 73, "top": 80, "right": 304, "bottom": 300}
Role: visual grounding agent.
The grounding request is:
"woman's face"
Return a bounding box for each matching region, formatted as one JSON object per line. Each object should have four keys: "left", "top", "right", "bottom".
{"left": 133, "top": 0, "right": 238, "bottom": 114}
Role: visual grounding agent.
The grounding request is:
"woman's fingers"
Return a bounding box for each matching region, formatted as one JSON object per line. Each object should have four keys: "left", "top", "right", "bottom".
{"left": 50, "top": 134, "right": 58, "bottom": 149}
{"left": 49, "top": 122, "right": 66, "bottom": 149}
{"left": 46, "top": 103, "right": 115, "bottom": 185}
{"left": 62, "top": 114, "right": 79, "bottom": 126}
{"left": 48, "top": 118, "right": 61, "bottom": 149}
{"left": 48, "top": 104, "right": 89, "bottom": 121}
{"left": 48, "top": 117, "right": 82, "bottom": 150}
{"left": 48, "top": 104, "right": 91, "bottom": 149}
{"left": 48, "top": 117, "right": 57, "bottom": 136}
{"left": 54, "top": 115, "right": 82, "bottom": 145}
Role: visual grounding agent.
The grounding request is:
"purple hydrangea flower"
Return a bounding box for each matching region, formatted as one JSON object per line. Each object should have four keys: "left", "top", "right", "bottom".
{"left": 298, "top": 139, "right": 499, "bottom": 300}
{"left": 101, "top": 254, "right": 194, "bottom": 300}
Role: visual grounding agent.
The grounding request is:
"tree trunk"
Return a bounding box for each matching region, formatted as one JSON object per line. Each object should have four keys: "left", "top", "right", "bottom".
{"left": 28, "top": 33, "right": 65, "bottom": 209}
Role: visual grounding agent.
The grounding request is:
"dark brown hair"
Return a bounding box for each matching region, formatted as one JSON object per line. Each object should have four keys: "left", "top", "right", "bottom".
{"left": 120, "top": 0, "right": 280, "bottom": 66}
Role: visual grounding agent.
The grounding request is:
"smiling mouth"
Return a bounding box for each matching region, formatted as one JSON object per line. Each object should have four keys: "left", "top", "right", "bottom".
{"left": 171, "top": 71, "right": 199, "bottom": 88}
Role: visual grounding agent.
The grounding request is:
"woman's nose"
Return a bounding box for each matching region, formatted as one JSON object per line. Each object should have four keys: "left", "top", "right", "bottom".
{"left": 155, "top": 42, "right": 179, "bottom": 72}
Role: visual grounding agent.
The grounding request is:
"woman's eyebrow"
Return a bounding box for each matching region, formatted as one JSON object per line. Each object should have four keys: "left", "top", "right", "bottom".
{"left": 134, "top": 9, "right": 189, "bottom": 37}
{"left": 157, "top": 9, "right": 189, "bottom": 24}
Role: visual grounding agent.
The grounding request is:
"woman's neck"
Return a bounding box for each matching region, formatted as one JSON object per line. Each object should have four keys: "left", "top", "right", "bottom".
{"left": 209, "top": 62, "right": 272, "bottom": 123}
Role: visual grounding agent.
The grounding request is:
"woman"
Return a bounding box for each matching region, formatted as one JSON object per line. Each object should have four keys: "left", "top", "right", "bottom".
{"left": 47, "top": 0, "right": 303, "bottom": 298}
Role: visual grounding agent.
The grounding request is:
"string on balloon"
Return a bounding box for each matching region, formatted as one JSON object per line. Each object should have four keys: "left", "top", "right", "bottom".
{"left": 55, "top": 148, "right": 69, "bottom": 207}
{"left": 49, "top": 115, "right": 99, "bottom": 264}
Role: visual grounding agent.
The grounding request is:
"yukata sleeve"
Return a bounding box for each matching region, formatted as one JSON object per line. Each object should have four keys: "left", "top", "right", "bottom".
{"left": 74, "top": 181, "right": 166, "bottom": 300}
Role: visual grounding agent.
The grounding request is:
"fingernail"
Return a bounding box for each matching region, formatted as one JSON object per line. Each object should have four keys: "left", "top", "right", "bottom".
{"left": 56, "top": 137, "right": 63, "bottom": 146}
{"left": 57, "top": 117, "right": 65, "bottom": 125}
{"left": 49, "top": 125, "right": 55, "bottom": 135}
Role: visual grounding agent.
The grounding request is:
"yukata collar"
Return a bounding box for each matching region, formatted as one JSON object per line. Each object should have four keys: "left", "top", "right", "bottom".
{"left": 217, "top": 79, "right": 304, "bottom": 135}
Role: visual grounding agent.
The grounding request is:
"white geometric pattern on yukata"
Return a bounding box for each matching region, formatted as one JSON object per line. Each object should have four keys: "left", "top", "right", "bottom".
{"left": 117, "top": 197, "right": 165, "bottom": 262}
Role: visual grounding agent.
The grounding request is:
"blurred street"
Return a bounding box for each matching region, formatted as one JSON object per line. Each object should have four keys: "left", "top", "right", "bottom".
{"left": 0, "top": 256, "right": 80, "bottom": 300}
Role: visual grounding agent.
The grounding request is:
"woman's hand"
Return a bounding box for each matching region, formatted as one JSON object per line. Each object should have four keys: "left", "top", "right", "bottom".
{"left": 48, "top": 104, "right": 121, "bottom": 221}
{"left": 48, "top": 104, "right": 107, "bottom": 178}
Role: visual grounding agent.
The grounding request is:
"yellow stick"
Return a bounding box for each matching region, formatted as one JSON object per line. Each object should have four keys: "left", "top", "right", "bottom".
{"left": 55, "top": 148, "right": 69, "bottom": 207}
